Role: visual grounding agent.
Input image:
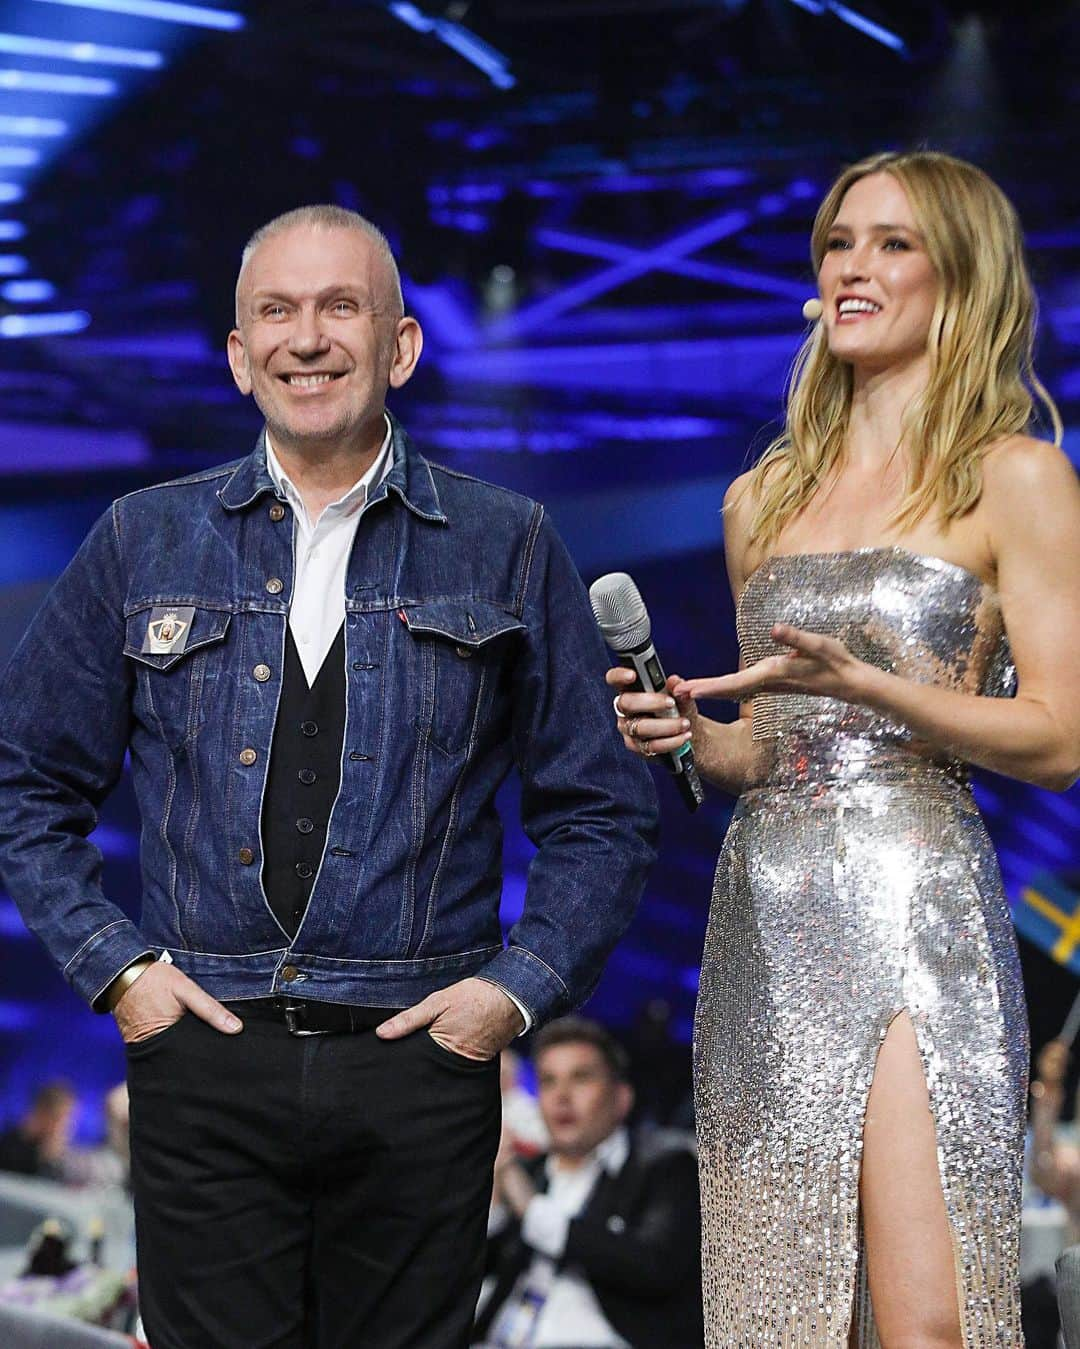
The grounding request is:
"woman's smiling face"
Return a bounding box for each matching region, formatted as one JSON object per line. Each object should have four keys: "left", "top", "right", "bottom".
{"left": 817, "top": 171, "right": 939, "bottom": 375}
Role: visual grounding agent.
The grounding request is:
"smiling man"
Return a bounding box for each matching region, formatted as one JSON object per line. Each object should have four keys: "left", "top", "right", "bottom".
{"left": 0, "top": 206, "right": 658, "bottom": 1349}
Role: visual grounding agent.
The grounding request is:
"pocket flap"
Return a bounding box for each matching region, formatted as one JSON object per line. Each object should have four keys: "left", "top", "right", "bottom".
{"left": 124, "top": 606, "right": 232, "bottom": 670}
{"left": 399, "top": 600, "right": 525, "bottom": 649}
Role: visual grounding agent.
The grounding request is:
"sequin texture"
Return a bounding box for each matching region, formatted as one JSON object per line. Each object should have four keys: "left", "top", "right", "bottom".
{"left": 694, "top": 547, "right": 1028, "bottom": 1347}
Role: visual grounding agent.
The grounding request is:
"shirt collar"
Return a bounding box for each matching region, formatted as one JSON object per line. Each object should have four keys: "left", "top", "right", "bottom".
{"left": 264, "top": 412, "right": 394, "bottom": 517}
{"left": 546, "top": 1126, "right": 630, "bottom": 1182}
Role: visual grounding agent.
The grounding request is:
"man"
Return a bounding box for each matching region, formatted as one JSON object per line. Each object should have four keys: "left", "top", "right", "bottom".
{"left": 0, "top": 1081, "right": 77, "bottom": 1180}
{"left": 475, "top": 1018, "right": 703, "bottom": 1349}
{"left": 0, "top": 206, "right": 657, "bottom": 1349}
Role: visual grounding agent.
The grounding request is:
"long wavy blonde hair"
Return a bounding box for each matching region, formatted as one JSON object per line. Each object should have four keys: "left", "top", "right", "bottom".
{"left": 745, "top": 150, "right": 1062, "bottom": 549}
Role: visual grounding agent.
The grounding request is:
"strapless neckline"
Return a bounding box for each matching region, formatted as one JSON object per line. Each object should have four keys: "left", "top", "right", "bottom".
{"left": 738, "top": 546, "right": 997, "bottom": 612}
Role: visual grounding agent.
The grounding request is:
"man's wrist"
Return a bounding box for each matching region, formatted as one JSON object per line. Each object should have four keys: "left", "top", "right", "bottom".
{"left": 474, "top": 976, "right": 533, "bottom": 1035}
{"left": 102, "top": 956, "right": 156, "bottom": 1013}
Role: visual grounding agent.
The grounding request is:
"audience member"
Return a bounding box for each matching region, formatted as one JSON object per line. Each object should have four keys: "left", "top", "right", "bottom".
{"left": 473, "top": 1016, "right": 703, "bottom": 1349}
{"left": 0, "top": 1082, "right": 77, "bottom": 1181}
{"left": 499, "top": 1050, "right": 548, "bottom": 1159}
{"left": 1030, "top": 1038, "right": 1080, "bottom": 1240}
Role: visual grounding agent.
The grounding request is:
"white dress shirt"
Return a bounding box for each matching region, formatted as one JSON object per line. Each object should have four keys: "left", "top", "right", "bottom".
{"left": 264, "top": 420, "right": 532, "bottom": 1031}
{"left": 264, "top": 416, "right": 393, "bottom": 688}
{"left": 488, "top": 1128, "right": 632, "bottom": 1348}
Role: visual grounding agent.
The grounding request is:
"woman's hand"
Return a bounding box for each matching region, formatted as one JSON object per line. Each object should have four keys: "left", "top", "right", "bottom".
{"left": 605, "top": 667, "right": 695, "bottom": 760}
{"left": 672, "top": 624, "right": 874, "bottom": 706}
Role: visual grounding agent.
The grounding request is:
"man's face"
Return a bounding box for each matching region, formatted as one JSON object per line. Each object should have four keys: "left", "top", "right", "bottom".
{"left": 227, "top": 224, "right": 420, "bottom": 452}
{"left": 536, "top": 1042, "right": 633, "bottom": 1161}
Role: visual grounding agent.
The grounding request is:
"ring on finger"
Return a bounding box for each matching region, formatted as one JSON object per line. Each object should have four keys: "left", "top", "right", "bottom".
{"left": 612, "top": 694, "right": 626, "bottom": 718}
{"left": 625, "top": 717, "right": 641, "bottom": 740}
{"left": 642, "top": 740, "right": 657, "bottom": 758}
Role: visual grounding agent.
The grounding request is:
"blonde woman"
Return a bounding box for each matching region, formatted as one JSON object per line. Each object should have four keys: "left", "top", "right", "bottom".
{"left": 608, "top": 151, "right": 1080, "bottom": 1346}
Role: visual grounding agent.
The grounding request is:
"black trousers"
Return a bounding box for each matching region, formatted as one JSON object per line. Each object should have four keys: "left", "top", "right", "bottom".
{"left": 126, "top": 1009, "right": 501, "bottom": 1349}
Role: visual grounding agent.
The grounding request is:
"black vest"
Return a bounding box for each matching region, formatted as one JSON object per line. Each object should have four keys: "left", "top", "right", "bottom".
{"left": 261, "top": 625, "right": 346, "bottom": 937}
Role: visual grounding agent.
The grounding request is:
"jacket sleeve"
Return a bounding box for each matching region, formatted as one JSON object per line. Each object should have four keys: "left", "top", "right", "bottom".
{"left": 0, "top": 503, "right": 152, "bottom": 1007}
{"left": 476, "top": 507, "right": 659, "bottom": 1024}
{"left": 564, "top": 1147, "right": 701, "bottom": 1297}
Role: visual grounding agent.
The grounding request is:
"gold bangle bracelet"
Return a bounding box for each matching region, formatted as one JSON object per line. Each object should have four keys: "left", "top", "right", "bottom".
{"left": 103, "top": 957, "right": 155, "bottom": 1013}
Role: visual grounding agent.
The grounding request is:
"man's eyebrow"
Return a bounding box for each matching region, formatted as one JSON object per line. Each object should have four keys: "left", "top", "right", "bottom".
{"left": 248, "top": 284, "right": 378, "bottom": 307}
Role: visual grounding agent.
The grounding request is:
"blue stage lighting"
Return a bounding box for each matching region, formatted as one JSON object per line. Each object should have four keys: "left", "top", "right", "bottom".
{"left": 0, "top": 32, "right": 163, "bottom": 69}
{"left": 783, "top": 0, "right": 907, "bottom": 55}
{"left": 0, "top": 186, "right": 24, "bottom": 204}
{"left": 0, "top": 309, "right": 91, "bottom": 337}
{"left": 0, "top": 148, "right": 39, "bottom": 168}
{"left": 0, "top": 115, "right": 67, "bottom": 137}
{"left": 2, "top": 279, "right": 56, "bottom": 301}
{"left": 31, "top": 0, "right": 244, "bottom": 29}
{"left": 0, "top": 255, "right": 28, "bottom": 275}
{"left": 0, "top": 68, "right": 117, "bottom": 96}
{"left": 387, "top": 2, "right": 514, "bottom": 90}
{"left": 0, "top": 222, "right": 25, "bottom": 240}
{"left": 828, "top": 1, "right": 907, "bottom": 53}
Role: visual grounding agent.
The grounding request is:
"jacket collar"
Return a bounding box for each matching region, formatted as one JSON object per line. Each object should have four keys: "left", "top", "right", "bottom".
{"left": 216, "top": 411, "right": 447, "bottom": 525}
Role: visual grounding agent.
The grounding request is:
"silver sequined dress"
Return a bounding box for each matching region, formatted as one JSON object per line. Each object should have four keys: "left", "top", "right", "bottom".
{"left": 694, "top": 547, "right": 1028, "bottom": 1347}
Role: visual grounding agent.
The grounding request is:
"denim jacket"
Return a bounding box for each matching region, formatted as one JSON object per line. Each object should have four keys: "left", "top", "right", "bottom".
{"left": 0, "top": 416, "right": 658, "bottom": 1023}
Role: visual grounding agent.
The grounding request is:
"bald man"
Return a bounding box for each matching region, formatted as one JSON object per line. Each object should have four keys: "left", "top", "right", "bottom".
{"left": 0, "top": 207, "right": 657, "bottom": 1348}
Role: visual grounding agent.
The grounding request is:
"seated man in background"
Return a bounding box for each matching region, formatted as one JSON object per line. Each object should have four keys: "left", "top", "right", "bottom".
{"left": 474, "top": 1017, "right": 703, "bottom": 1349}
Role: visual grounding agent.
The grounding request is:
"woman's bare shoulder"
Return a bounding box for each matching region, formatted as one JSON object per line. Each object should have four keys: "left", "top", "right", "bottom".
{"left": 980, "top": 434, "right": 1080, "bottom": 571}
{"left": 981, "top": 433, "right": 1077, "bottom": 499}
{"left": 722, "top": 470, "right": 762, "bottom": 596}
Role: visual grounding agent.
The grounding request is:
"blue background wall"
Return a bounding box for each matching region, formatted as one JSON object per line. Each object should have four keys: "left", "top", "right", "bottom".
{"left": 0, "top": 0, "right": 1078, "bottom": 1140}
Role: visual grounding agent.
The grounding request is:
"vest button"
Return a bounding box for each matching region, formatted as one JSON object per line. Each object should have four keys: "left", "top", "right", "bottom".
{"left": 455, "top": 645, "right": 474, "bottom": 659}
{"left": 253, "top": 664, "right": 272, "bottom": 682}
{"left": 295, "top": 862, "right": 314, "bottom": 880}
{"left": 239, "top": 748, "right": 257, "bottom": 766}
{"left": 281, "top": 964, "right": 299, "bottom": 982}
{"left": 296, "top": 818, "right": 314, "bottom": 835}
{"left": 298, "top": 769, "right": 316, "bottom": 785}
{"left": 238, "top": 847, "right": 254, "bottom": 865}
{"left": 265, "top": 577, "right": 284, "bottom": 595}
{"left": 269, "top": 503, "right": 286, "bottom": 522}
{"left": 300, "top": 720, "right": 318, "bottom": 737}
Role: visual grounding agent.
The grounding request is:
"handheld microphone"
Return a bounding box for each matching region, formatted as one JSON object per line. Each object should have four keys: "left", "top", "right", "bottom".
{"left": 589, "top": 572, "right": 705, "bottom": 812}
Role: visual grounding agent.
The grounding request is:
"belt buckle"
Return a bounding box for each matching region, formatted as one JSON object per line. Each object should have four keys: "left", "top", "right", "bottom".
{"left": 282, "top": 1000, "right": 328, "bottom": 1037}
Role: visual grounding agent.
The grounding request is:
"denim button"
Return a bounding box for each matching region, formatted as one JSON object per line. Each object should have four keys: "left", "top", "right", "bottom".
{"left": 455, "top": 645, "right": 474, "bottom": 659}
{"left": 239, "top": 748, "right": 257, "bottom": 766}
{"left": 265, "top": 577, "right": 284, "bottom": 595}
{"left": 301, "top": 721, "right": 318, "bottom": 737}
{"left": 281, "top": 965, "right": 299, "bottom": 982}
{"left": 238, "top": 847, "right": 254, "bottom": 865}
{"left": 295, "top": 862, "right": 314, "bottom": 880}
{"left": 269, "top": 503, "right": 286, "bottom": 522}
{"left": 253, "top": 664, "right": 271, "bottom": 682}
{"left": 298, "top": 769, "right": 316, "bottom": 785}
{"left": 296, "top": 818, "right": 314, "bottom": 835}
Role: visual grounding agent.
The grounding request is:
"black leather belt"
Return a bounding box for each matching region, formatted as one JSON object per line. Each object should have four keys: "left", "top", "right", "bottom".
{"left": 224, "top": 998, "right": 401, "bottom": 1037}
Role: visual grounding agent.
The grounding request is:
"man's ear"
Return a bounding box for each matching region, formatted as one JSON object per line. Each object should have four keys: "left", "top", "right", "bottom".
{"left": 388, "top": 316, "right": 423, "bottom": 390}
{"left": 616, "top": 1082, "right": 635, "bottom": 1124}
{"left": 227, "top": 328, "right": 252, "bottom": 395}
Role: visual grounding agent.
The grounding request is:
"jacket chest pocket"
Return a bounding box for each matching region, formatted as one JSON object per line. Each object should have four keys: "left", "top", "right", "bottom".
{"left": 399, "top": 601, "right": 526, "bottom": 757}
{"left": 124, "top": 606, "right": 233, "bottom": 750}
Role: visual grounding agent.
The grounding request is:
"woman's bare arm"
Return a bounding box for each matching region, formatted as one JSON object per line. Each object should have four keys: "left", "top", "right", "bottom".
{"left": 676, "top": 439, "right": 1080, "bottom": 792}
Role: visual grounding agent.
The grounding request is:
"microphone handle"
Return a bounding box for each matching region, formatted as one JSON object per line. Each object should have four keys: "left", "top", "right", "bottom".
{"left": 617, "top": 644, "right": 704, "bottom": 812}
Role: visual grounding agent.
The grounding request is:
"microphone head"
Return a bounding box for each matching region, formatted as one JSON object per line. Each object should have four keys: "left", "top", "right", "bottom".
{"left": 589, "top": 572, "right": 651, "bottom": 652}
{"left": 802, "top": 297, "right": 824, "bottom": 322}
